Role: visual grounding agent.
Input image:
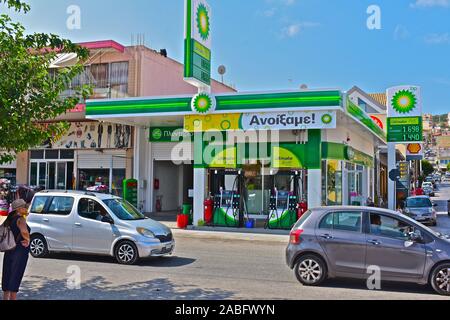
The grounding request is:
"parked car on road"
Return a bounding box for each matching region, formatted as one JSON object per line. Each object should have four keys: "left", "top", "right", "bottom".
{"left": 422, "top": 182, "right": 435, "bottom": 197}
{"left": 27, "top": 191, "right": 175, "bottom": 265}
{"left": 403, "top": 196, "right": 437, "bottom": 226}
{"left": 286, "top": 206, "right": 450, "bottom": 296}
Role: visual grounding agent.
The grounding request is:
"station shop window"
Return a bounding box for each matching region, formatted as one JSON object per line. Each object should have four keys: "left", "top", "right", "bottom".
{"left": 321, "top": 160, "right": 343, "bottom": 206}
{"left": 78, "top": 168, "right": 125, "bottom": 197}
{"left": 78, "top": 169, "right": 110, "bottom": 192}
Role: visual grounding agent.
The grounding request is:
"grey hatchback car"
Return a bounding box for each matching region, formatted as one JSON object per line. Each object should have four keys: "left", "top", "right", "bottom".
{"left": 286, "top": 206, "right": 450, "bottom": 296}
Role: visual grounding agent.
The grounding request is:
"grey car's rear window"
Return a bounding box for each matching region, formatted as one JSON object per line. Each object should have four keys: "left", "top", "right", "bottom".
{"left": 292, "top": 210, "right": 312, "bottom": 229}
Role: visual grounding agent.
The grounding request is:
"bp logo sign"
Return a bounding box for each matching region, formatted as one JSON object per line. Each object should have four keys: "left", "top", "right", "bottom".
{"left": 196, "top": 3, "right": 210, "bottom": 41}
{"left": 191, "top": 93, "right": 216, "bottom": 114}
{"left": 391, "top": 90, "right": 417, "bottom": 114}
{"left": 152, "top": 129, "right": 163, "bottom": 140}
{"left": 321, "top": 114, "right": 333, "bottom": 125}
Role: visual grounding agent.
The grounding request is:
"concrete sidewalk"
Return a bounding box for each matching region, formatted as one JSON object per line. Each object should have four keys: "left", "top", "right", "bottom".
{"left": 155, "top": 220, "right": 289, "bottom": 243}
{"left": 146, "top": 211, "right": 290, "bottom": 243}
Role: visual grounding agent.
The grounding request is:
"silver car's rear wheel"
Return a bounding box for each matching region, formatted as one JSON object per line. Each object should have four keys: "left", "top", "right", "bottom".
{"left": 114, "top": 241, "right": 138, "bottom": 265}
{"left": 431, "top": 264, "right": 450, "bottom": 296}
{"left": 294, "top": 255, "right": 327, "bottom": 286}
{"left": 30, "top": 235, "right": 49, "bottom": 258}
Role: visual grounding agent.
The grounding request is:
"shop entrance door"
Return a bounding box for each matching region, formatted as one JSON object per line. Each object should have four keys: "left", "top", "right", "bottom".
{"left": 46, "top": 162, "right": 68, "bottom": 190}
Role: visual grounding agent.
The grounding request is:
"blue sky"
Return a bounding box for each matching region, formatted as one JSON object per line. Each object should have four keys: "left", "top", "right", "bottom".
{"left": 2, "top": 0, "right": 450, "bottom": 114}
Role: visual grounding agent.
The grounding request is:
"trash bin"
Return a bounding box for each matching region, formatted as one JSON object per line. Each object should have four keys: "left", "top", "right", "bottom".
{"left": 177, "top": 214, "right": 189, "bottom": 229}
{"left": 182, "top": 204, "right": 193, "bottom": 225}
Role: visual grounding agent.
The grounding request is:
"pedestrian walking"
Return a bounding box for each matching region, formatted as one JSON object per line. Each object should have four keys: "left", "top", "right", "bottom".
{"left": 1, "top": 199, "right": 31, "bottom": 300}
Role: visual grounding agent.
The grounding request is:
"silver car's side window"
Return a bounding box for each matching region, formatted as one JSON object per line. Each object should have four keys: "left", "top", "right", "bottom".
{"left": 47, "top": 197, "right": 74, "bottom": 216}
{"left": 78, "top": 198, "right": 109, "bottom": 222}
{"left": 30, "top": 196, "right": 49, "bottom": 214}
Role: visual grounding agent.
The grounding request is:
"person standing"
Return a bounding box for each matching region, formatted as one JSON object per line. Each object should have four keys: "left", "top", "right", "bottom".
{"left": 2, "top": 199, "right": 31, "bottom": 300}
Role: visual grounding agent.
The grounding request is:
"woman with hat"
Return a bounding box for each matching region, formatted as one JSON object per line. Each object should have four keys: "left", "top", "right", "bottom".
{"left": 1, "top": 199, "right": 31, "bottom": 300}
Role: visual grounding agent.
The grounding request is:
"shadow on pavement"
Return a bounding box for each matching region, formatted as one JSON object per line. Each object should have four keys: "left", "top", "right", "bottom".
{"left": 33, "top": 254, "right": 196, "bottom": 268}
{"left": 321, "top": 278, "right": 437, "bottom": 296}
{"left": 19, "top": 275, "right": 236, "bottom": 300}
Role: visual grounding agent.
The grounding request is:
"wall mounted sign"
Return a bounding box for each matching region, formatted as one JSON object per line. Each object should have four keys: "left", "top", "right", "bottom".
{"left": 184, "top": 111, "right": 337, "bottom": 132}
{"left": 150, "top": 127, "right": 193, "bottom": 143}
{"left": 41, "top": 122, "right": 132, "bottom": 149}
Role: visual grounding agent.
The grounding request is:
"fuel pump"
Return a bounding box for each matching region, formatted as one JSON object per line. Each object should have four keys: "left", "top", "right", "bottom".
{"left": 267, "top": 188, "right": 298, "bottom": 229}
{"left": 266, "top": 171, "right": 301, "bottom": 230}
{"left": 211, "top": 170, "right": 243, "bottom": 227}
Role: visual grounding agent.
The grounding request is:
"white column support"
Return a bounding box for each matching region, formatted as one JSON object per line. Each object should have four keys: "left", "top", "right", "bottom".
{"left": 133, "top": 127, "right": 141, "bottom": 181}
{"left": 342, "top": 166, "right": 349, "bottom": 206}
{"left": 307, "top": 169, "right": 322, "bottom": 209}
{"left": 362, "top": 167, "right": 369, "bottom": 205}
{"left": 388, "top": 142, "right": 397, "bottom": 211}
{"left": 193, "top": 168, "right": 206, "bottom": 226}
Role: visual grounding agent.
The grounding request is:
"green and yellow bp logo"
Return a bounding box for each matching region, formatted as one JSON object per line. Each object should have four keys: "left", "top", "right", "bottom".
{"left": 191, "top": 93, "right": 216, "bottom": 114}
{"left": 196, "top": 4, "right": 210, "bottom": 41}
{"left": 391, "top": 90, "right": 417, "bottom": 114}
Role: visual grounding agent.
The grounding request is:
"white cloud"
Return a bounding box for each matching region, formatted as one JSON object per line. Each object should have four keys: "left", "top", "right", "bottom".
{"left": 393, "top": 25, "right": 410, "bottom": 40}
{"left": 281, "top": 22, "right": 320, "bottom": 38}
{"left": 284, "top": 24, "right": 301, "bottom": 37}
{"left": 411, "top": 0, "right": 450, "bottom": 8}
{"left": 263, "top": 8, "right": 277, "bottom": 17}
{"left": 424, "top": 33, "right": 450, "bottom": 44}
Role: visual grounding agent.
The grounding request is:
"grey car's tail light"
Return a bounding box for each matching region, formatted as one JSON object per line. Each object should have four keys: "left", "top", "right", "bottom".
{"left": 290, "top": 229, "right": 304, "bottom": 244}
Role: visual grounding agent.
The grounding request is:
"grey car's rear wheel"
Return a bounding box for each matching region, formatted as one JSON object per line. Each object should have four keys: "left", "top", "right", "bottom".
{"left": 30, "top": 235, "right": 49, "bottom": 258}
{"left": 431, "top": 263, "right": 450, "bottom": 296}
{"left": 294, "top": 254, "right": 327, "bottom": 286}
{"left": 114, "top": 241, "right": 139, "bottom": 265}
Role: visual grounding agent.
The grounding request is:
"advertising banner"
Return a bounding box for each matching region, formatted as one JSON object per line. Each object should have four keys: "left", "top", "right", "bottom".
{"left": 184, "top": 111, "right": 337, "bottom": 132}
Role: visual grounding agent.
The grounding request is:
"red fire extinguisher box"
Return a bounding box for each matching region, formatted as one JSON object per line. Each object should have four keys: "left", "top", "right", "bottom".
{"left": 204, "top": 199, "right": 214, "bottom": 224}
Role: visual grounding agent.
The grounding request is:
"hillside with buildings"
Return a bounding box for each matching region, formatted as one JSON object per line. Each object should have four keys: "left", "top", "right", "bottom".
{"left": 423, "top": 112, "right": 450, "bottom": 170}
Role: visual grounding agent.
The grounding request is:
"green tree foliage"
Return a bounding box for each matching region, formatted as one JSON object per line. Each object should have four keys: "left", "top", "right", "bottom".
{"left": 0, "top": 0, "right": 91, "bottom": 164}
{"left": 421, "top": 160, "right": 434, "bottom": 177}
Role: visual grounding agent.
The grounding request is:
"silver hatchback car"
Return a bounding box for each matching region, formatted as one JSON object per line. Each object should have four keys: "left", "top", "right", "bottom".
{"left": 286, "top": 206, "right": 450, "bottom": 296}
{"left": 27, "top": 191, "right": 175, "bottom": 265}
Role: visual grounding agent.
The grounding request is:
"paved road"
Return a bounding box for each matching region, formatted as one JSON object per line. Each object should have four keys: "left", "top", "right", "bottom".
{"left": 0, "top": 185, "right": 449, "bottom": 300}
{"left": 431, "top": 181, "right": 450, "bottom": 234}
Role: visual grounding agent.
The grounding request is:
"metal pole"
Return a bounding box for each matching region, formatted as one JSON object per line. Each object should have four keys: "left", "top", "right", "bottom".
{"left": 109, "top": 155, "right": 113, "bottom": 194}
{"left": 388, "top": 143, "right": 396, "bottom": 211}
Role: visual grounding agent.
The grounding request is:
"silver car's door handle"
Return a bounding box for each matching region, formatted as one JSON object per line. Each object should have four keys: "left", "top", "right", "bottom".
{"left": 367, "top": 239, "right": 381, "bottom": 245}
{"left": 43, "top": 218, "right": 50, "bottom": 223}
{"left": 320, "top": 234, "right": 333, "bottom": 240}
{"left": 74, "top": 223, "right": 82, "bottom": 227}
